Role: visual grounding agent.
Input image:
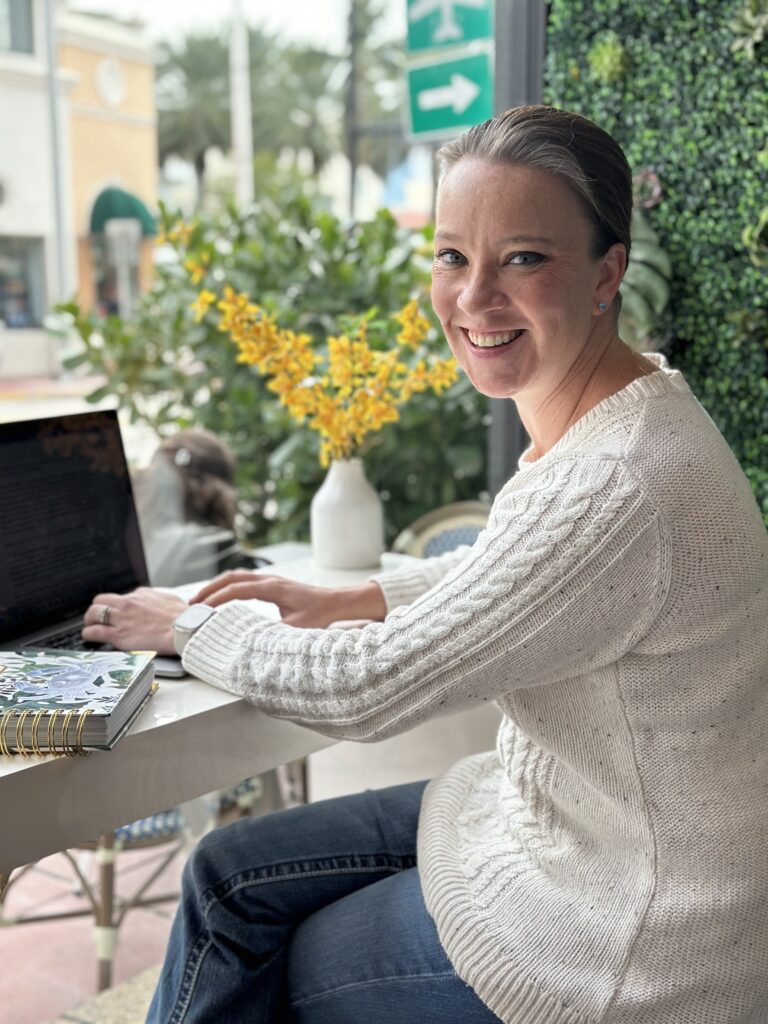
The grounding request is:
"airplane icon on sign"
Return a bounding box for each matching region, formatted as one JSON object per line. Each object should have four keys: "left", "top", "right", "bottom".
{"left": 408, "top": 0, "right": 488, "bottom": 44}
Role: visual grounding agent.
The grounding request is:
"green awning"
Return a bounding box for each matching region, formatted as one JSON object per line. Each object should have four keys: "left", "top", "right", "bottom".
{"left": 89, "top": 187, "right": 157, "bottom": 236}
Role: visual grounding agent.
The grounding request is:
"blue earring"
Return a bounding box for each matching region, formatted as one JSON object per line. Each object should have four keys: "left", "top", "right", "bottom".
{"left": 598, "top": 302, "right": 608, "bottom": 313}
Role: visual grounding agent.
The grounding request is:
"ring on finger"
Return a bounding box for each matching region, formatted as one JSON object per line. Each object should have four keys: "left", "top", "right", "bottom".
{"left": 97, "top": 604, "right": 113, "bottom": 627}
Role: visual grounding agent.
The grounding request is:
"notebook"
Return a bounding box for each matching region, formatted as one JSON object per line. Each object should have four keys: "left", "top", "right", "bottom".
{"left": 0, "top": 410, "right": 182, "bottom": 675}
{"left": 0, "top": 648, "right": 156, "bottom": 754}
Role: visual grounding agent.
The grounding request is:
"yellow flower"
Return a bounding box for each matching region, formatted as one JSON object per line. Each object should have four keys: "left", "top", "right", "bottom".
{"left": 203, "top": 286, "right": 455, "bottom": 465}
{"left": 394, "top": 299, "right": 431, "bottom": 349}
{"left": 183, "top": 251, "right": 210, "bottom": 285}
{"left": 163, "top": 220, "right": 195, "bottom": 248}
{"left": 191, "top": 289, "right": 216, "bottom": 323}
{"left": 428, "top": 359, "right": 459, "bottom": 393}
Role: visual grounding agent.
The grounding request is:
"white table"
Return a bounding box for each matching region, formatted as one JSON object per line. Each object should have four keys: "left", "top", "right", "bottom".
{"left": 0, "top": 552, "right": 412, "bottom": 877}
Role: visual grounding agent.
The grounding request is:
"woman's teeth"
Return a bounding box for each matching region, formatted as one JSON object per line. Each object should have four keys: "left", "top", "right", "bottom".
{"left": 467, "top": 329, "right": 523, "bottom": 348}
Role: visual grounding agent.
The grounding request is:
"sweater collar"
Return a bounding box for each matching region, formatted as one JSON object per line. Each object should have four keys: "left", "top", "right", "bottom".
{"left": 517, "top": 354, "right": 691, "bottom": 470}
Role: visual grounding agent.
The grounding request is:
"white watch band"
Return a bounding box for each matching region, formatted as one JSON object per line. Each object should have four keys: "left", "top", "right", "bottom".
{"left": 173, "top": 605, "right": 217, "bottom": 657}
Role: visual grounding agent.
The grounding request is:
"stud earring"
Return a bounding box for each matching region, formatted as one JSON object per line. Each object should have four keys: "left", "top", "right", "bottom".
{"left": 598, "top": 302, "right": 608, "bottom": 313}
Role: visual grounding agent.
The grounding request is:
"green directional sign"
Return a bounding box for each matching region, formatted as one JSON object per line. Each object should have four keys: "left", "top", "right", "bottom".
{"left": 406, "top": 49, "right": 494, "bottom": 140}
{"left": 406, "top": 0, "right": 493, "bottom": 55}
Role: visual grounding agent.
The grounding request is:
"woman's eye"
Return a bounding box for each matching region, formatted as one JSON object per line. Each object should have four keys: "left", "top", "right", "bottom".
{"left": 507, "top": 251, "right": 544, "bottom": 266}
{"left": 435, "top": 249, "right": 465, "bottom": 266}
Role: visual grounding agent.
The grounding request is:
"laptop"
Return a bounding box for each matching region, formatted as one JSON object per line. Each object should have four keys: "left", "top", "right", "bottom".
{"left": 0, "top": 410, "right": 183, "bottom": 675}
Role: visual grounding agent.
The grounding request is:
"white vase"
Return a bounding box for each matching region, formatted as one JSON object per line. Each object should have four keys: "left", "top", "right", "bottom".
{"left": 310, "top": 458, "right": 384, "bottom": 570}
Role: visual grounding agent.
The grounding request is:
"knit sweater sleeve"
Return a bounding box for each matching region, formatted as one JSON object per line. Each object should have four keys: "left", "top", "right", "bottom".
{"left": 371, "top": 546, "right": 472, "bottom": 611}
{"left": 181, "top": 456, "right": 668, "bottom": 741}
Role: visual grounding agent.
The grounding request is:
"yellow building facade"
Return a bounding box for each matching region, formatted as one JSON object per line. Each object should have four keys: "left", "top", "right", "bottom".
{"left": 58, "top": 10, "right": 157, "bottom": 313}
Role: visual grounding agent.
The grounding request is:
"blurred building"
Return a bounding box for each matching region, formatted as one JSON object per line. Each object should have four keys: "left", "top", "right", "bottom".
{"left": 0, "top": 0, "right": 157, "bottom": 378}
{"left": 59, "top": 5, "right": 157, "bottom": 318}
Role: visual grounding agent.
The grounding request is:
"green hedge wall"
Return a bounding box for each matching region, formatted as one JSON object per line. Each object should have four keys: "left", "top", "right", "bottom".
{"left": 545, "top": 0, "right": 768, "bottom": 522}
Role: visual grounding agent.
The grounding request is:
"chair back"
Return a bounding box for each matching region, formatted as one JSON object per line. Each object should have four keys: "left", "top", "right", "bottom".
{"left": 392, "top": 500, "right": 491, "bottom": 558}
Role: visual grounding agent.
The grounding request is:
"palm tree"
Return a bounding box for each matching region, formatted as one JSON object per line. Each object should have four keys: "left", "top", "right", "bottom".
{"left": 156, "top": 32, "right": 233, "bottom": 199}
{"left": 154, "top": 6, "right": 405, "bottom": 204}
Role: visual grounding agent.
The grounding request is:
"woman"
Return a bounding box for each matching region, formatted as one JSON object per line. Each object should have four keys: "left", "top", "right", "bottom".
{"left": 84, "top": 106, "right": 768, "bottom": 1023}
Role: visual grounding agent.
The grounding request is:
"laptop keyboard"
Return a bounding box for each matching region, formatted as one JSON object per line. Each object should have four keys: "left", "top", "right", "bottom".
{"left": 34, "top": 626, "right": 113, "bottom": 652}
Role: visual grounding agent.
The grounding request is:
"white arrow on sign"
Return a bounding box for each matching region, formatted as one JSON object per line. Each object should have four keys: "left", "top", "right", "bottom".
{"left": 416, "top": 72, "right": 481, "bottom": 115}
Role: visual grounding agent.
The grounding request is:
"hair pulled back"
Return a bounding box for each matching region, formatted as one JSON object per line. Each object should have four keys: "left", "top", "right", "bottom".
{"left": 437, "top": 105, "right": 633, "bottom": 261}
{"left": 159, "top": 428, "right": 238, "bottom": 531}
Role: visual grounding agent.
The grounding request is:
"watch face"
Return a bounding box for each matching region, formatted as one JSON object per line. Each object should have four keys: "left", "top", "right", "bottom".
{"left": 176, "top": 604, "right": 215, "bottom": 631}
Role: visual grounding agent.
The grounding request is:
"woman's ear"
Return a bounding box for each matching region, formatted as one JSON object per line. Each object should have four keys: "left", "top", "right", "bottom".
{"left": 594, "top": 242, "right": 627, "bottom": 312}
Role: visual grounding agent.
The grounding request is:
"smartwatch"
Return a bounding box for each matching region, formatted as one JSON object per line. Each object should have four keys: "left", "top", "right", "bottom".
{"left": 173, "top": 604, "right": 217, "bottom": 656}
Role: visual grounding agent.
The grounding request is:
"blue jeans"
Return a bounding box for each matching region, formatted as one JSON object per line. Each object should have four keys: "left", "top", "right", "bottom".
{"left": 146, "top": 781, "right": 502, "bottom": 1023}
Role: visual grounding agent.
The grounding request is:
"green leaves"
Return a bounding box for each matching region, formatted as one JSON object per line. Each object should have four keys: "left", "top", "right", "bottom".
{"left": 587, "top": 31, "right": 630, "bottom": 83}
{"left": 743, "top": 205, "right": 768, "bottom": 266}
{"left": 546, "top": 0, "right": 768, "bottom": 524}
{"left": 60, "top": 180, "right": 488, "bottom": 547}
{"left": 619, "top": 209, "right": 673, "bottom": 350}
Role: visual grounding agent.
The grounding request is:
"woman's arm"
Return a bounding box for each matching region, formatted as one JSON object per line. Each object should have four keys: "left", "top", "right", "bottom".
{"left": 181, "top": 456, "right": 669, "bottom": 742}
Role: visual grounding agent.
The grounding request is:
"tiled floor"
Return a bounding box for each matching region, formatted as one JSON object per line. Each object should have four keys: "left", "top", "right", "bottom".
{"left": 50, "top": 966, "right": 160, "bottom": 1024}
{"left": 0, "top": 846, "right": 183, "bottom": 1024}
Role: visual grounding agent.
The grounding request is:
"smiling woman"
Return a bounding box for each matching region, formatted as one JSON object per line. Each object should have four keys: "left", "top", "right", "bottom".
{"left": 86, "top": 105, "right": 768, "bottom": 1024}
{"left": 431, "top": 106, "right": 655, "bottom": 460}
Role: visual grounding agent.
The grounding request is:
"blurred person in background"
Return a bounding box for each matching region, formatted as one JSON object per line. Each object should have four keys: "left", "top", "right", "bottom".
{"left": 136, "top": 428, "right": 269, "bottom": 587}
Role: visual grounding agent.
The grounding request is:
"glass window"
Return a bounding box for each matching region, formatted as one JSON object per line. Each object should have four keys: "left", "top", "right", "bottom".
{"left": 0, "top": 0, "right": 34, "bottom": 55}
{"left": 0, "top": 238, "right": 45, "bottom": 328}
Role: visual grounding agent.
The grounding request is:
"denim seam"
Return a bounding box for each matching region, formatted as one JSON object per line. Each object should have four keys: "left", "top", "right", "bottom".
{"left": 169, "top": 933, "right": 213, "bottom": 1024}
{"left": 290, "top": 970, "right": 459, "bottom": 1008}
{"left": 211, "top": 851, "right": 414, "bottom": 890}
{"left": 201, "top": 862, "right": 415, "bottom": 915}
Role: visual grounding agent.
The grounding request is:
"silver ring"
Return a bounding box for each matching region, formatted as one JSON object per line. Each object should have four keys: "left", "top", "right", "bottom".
{"left": 97, "top": 604, "right": 113, "bottom": 627}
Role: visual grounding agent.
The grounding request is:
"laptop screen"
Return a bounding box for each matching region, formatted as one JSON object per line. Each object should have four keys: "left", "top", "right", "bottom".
{"left": 0, "top": 410, "right": 149, "bottom": 643}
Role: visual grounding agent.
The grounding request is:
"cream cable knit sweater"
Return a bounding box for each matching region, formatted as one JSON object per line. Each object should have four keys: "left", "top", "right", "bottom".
{"left": 183, "top": 362, "right": 768, "bottom": 1024}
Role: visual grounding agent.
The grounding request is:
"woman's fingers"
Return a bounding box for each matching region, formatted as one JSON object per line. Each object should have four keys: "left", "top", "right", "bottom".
{"left": 203, "top": 580, "right": 282, "bottom": 608}
{"left": 190, "top": 571, "right": 268, "bottom": 604}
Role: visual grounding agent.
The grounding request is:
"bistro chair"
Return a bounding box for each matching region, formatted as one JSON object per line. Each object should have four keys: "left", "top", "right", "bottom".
{"left": 392, "top": 500, "right": 491, "bottom": 558}
{"left": 0, "top": 776, "right": 265, "bottom": 991}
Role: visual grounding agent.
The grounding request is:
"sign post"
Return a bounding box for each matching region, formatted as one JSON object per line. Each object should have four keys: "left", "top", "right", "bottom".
{"left": 404, "top": 0, "right": 495, "bottom": 140}
{"left": 406, "top": 0, "right": 493, "bottom": 53}
{"left": 406, "top": 51, "right": 494, "bottom": 140}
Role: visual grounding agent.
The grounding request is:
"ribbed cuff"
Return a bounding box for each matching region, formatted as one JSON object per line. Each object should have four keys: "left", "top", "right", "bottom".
{"left": 181, "top": 601, "right": 266, "bottom": 695}
{"left": 369, "top": 564, "right": 435, "bottom": 612}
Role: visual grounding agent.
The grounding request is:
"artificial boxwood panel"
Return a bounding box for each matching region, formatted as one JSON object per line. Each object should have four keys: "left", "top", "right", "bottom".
{"left": 545, "top": 0, "right": 768, "bottom": 522}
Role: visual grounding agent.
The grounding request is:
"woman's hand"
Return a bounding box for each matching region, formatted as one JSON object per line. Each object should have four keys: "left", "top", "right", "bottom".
{"left": 82, "top": 588, "right": 188, "bottom": 655}
{"left": 190, "top": 572, "right": 387, "bottom": 629}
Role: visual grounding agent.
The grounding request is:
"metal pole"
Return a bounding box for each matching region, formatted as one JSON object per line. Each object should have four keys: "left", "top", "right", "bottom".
{"left": 43, "top": 0, "right": 68, "bottom": 300}
{"left": 230, "top": 0, "right": 254, "bottom": 207}
{"left": 487, "top": 0, "right": 547, "bottom": 496}
{"left": 345, "top": 0, "right": 360, "bottom": 218}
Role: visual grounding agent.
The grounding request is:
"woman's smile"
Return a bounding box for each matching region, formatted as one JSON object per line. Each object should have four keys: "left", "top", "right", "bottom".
{"left": 461, "top": 326, "right": 527, "bottom": 355}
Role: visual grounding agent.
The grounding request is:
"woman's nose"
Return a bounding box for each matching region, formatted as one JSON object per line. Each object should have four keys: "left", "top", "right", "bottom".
{"left": 456, "top": 270, "right": 508, "bottom": 316}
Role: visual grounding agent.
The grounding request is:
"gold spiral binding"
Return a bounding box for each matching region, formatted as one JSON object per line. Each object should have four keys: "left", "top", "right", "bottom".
{"left": 0, "top": 711, "right": 11, "bottom": 757}
{"left": 60, "top": 709, "right": 79, "bottom": 757}
{"left": 74, "top": 709, "right": 93, "bottom": 756}
{"left": 15, "top": 709, "right": 32, "bottom": 757}
{"left": 0, "top": 707, "right": 94, "bottom": 757}
{"left": 30, "top": 709, "right": 47, "bottom": 757}
{"left": 47, "top": 709, "right": 62, "bottom": 756}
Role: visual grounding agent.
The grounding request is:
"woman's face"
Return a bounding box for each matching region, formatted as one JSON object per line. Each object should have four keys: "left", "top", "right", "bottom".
{"left": 431, "top": 158, "right": 623, "bottom": 403}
